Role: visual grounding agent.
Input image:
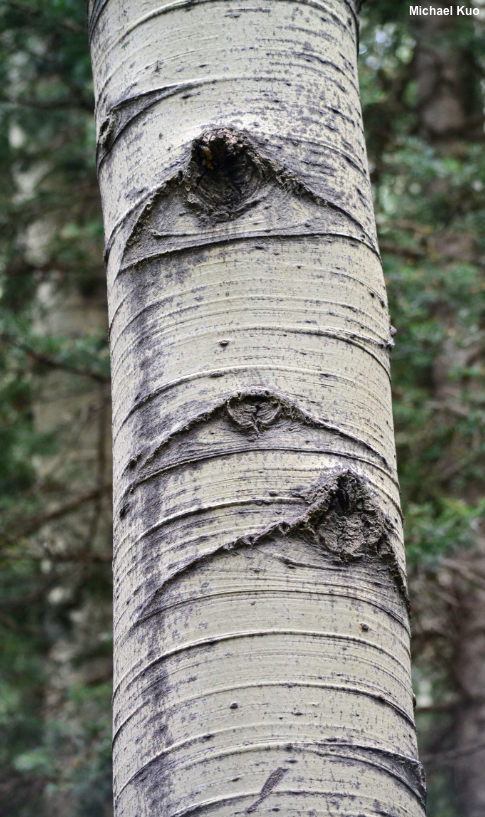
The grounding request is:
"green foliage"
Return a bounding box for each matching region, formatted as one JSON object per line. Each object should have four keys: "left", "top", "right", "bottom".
{"left": 0, "top": 1, "right": 111, "bottom": 814}
{"left": 38, "top": 684, "right": 112, "bottom": 817}
{"left": 360, "top": 3, "right": 485, "bottom": 566}
{"left": 405, "top": 498, "right": 485, "bottom": 568}
{"left": 360, "top": 8, "right": 485, "bottom": 814}
{"left": 363, "top": 20, "right": 485, "bottom": 561}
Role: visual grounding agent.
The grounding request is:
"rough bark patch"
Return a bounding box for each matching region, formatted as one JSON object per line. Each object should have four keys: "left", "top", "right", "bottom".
{"left": 246, "top": 767, "right": 288, "bottom": 813}
{"left": 138, "top": 468, "right": 409, "bottom": 620}
{"left": 184, "top": 128, "right": 265, "bottom": 221}
{"left": 226, "top": 393, "right": 281, "bottom": 432}
{"left": 127, "top": 389, "right": 392, "bottom": 480}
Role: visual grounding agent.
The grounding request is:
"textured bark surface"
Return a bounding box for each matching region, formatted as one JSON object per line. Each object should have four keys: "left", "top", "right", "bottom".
{"left": 411, "top": 7, "right": 485, "bottom": 813}
{"left": 88, "top": 0, "right": 425, "bottom": 813}
{"left": 411, "top": 0, "right": 480, "bottom": 140}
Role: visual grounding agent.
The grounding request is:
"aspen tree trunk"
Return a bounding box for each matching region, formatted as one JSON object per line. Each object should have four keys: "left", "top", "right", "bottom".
{"left": 88, "top": 0, "right": 425, "bottom": 813}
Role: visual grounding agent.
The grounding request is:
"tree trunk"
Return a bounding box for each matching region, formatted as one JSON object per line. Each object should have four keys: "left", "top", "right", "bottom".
{"left": 88, "top": 0, "right": 425, "bottom": 813}
{"left": 411, "top": 0, "right": 482, "bottom": 142}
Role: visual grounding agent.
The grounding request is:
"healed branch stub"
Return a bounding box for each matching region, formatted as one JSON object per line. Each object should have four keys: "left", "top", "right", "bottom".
{"left": 88, "top": 0, "right": 425, "bottom": 814}
{"left": 184, "top": 128, "right": 266, "bottom": 220}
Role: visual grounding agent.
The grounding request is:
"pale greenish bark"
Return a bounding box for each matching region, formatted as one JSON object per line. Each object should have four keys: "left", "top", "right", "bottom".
{"left": 88, "top": 0, "right": 425, "bottom": 813}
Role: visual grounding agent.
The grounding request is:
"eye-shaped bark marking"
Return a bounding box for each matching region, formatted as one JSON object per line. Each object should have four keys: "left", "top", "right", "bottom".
{"left": 121, "top": 389, "right": 394, "bottom": 487}
{"left": 183, "top": 128, "right": 265, "bottom": 220}
{"left": 226, "top": 393, "right": 281, "bottom": 432}
{"left": 308, "top": 473, "right": 386, "bottom": 561}
{"left": 114, "top": 125, "right": 380, "bottom": 267}
{"left": 135, "top": 469, "right": 409, "bottom": 618}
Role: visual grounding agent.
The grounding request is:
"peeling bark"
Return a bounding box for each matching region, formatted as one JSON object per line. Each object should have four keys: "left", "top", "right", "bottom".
{"left": 88, "top": 0, "right": 424, "bottom": 813}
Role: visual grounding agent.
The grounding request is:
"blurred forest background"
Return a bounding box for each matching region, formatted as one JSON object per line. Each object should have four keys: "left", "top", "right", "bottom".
{"left": 1, "top": 0, "right": 485, "bottom": 814}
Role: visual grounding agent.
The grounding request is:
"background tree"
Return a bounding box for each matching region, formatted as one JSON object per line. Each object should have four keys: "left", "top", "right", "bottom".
{"left": 0, "top": 2, "right": 112, "bottom": 814}
{"left": 360, "top": 1, "right": 485, "bottom": 814}
{"left": 0, "top": 0, "right": 484, "bottom": 815}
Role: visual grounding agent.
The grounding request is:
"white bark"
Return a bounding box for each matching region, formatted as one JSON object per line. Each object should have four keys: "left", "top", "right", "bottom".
{"left": 88, "top": 0, "right": 425, "bottom": 813}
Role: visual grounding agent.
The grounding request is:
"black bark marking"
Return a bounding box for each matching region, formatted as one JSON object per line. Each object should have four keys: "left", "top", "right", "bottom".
{"left": 137, "top": 469, "right": 409, "bottom": 618}
{"left": 298, "top": 471, "right": 408, "bottom": 606}
{"left": 246, "top": 767, "right": 288, "bottom": 814}
{"left": 98, "top": 108, "right": 119, "bottom": 153}
{"left": 308, "top": 473, "right": 385, "bottom": 560}
{"left": 124, "top": 389, "right": 393, "bottom": 480}
{"left": 184, "top": 128, "right": 264, "bottom": 221}
{"left": 227, "top": 393, "right": 281, "bottom": 432}
{"left": 118, "top": 503, "right": 129, "bottom": 519}
{"left": 112, "top": 127, "right": 378, "bottom": 265}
